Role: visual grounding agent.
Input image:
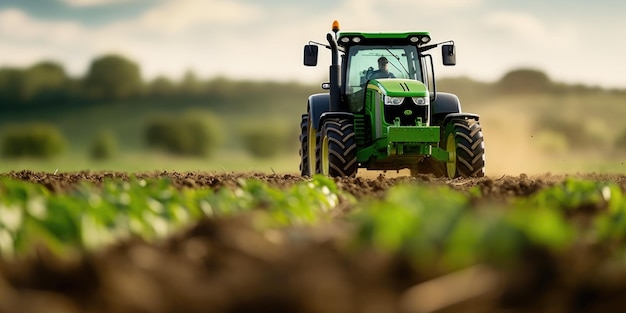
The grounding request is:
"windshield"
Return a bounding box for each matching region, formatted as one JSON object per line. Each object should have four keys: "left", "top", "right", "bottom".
{"left": 345, "top": 45, "right": 422, "bottom": 93}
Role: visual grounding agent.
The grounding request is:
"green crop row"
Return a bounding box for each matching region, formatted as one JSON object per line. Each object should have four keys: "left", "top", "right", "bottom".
{"left": 0, "top": 175, "right": 343, "bottom": 257}
{"left": 1, "top": 175, "right": 625, "bottom": 270}
{"left": 352, "top": 178, "right": 626, "bottom": 270}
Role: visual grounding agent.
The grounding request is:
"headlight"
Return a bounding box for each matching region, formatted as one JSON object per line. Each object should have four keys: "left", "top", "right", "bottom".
{"left": 412, "top": 97, "right": 430, "bottom": 105}
{"left": 384, "top": 96, "right": 404, "bottom": 106}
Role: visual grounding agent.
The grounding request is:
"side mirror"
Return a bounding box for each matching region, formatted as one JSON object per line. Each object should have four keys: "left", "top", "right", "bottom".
{"left": 303, "top": 45, "right": 318, "bottom": 66}
{"left": 442, "top": 44, "right": 456, "bottom": 66}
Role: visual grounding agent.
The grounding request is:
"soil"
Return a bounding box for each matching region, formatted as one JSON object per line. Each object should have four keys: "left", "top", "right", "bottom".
{"left": 6, "top": 169, "right": 626, "bottom": 198}
{"left": 2, "top": 170, "right": 626, "bottom": 313}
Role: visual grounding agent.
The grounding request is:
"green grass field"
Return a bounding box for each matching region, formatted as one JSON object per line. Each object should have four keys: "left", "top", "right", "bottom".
{"left": 0, "top": 151, "right": 302, "bottom": 174}
{"left": 3, "top": 150, "right": 626, "bottom": 176}
{"left": 2, "top": 81, "right": 626, "bottom": 175}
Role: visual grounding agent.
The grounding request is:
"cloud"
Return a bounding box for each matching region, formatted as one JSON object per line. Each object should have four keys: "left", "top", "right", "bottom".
{"left": 2, "top": 2, "right": 626, "bottom": 88}
{"left": 0, "top": 9, "right": 92, "bottom": 73}
{"left": 0, "top": 0, "right": 269, "bottom": 78}
{"left": 59, "top": 0, "right": 143, "bottom": 7}
{"left": 470, "top": 10, "right": 585, "bottom": 83}
{"left": 0, "top": 9, "right": 85, "bottom": 45}
{"left": 385, "top": 0, "right": 482, "bottom": 10}
{"left": 485, "top": 12, "right": 546, "bottom": 40}
{"left": 136, "top": 0, "right": 264, "bottom": 33}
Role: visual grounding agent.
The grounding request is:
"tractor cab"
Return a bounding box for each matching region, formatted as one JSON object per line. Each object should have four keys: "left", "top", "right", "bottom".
{"left": 305, "top": 29, "right": 456, "bottom": 115}
{"left": 342, "top": 43, "right": 424, "bottom": 113}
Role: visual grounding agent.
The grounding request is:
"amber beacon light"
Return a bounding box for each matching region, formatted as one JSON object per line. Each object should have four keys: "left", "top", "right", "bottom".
{"left": 332, "top": 20, "right": 340, "bottom": 33}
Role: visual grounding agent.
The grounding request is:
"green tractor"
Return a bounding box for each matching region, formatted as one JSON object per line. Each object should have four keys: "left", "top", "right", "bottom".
{"left": 299, "top": 21, "right": 485, "bottom": 178}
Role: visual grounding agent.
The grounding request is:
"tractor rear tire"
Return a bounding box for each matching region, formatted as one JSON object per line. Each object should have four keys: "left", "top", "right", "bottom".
{"left": 299, "top": 115, "right": 311, "bottom": 176}
{"left": 316, "top": 119, "right": 358, "bottom": 177}
{"left": 445, "top": 118, "right": 486, "bottom": 178}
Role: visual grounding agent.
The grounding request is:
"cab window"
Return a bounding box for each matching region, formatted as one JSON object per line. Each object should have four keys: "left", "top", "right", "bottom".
{"left": 345, "top": 45, "right": 421, "bottom": 112}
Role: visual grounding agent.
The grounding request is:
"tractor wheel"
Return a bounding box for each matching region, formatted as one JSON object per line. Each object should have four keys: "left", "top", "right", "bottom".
{"left": 299, "top": 115, "right": 311, "bottom": 176}
{"left": 444, "top": 119, "right": 486, "bottom": 178}
{"left": 299, "top": 114, "right": 318, "bottom": 176}
{"left": 315, "top": 119, "right": 358, "bottom": 177}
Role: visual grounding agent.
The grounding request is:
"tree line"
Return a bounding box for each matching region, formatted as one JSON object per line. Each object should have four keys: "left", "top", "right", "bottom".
{"left": 0, "top": 55, "right": 141, "bottom": 107}
{"left": 1, "top": 54, "right": 624, "bottom": 109}
{"left": 0, "top": 54, "right": 318, "bottom": 109}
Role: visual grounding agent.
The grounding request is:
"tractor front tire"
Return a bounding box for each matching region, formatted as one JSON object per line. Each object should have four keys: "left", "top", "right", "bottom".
{"left": 316, "top": 119, "right": 358, "bottom": 177}
{"left": 299, "top": 115, "right": 311, "bottom": 176}
{"left": 445, "top": 118, "right": 486, "bottom": 178}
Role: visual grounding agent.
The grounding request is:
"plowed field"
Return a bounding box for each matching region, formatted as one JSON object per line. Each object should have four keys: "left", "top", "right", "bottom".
{"left": 8, "top": 170, "right": 626, "bottom": 197}
{"left": 2, "top": 170, "right": 626, "bottom": 313}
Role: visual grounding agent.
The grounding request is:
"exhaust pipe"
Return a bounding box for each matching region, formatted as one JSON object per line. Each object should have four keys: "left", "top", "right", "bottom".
{"left": 327, "top": 33, "right": 341, "bottom": 112}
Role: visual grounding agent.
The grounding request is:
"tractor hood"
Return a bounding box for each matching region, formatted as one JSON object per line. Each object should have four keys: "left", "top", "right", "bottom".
{"left": 368, "top": 79, "right": 428, "bottom": 97}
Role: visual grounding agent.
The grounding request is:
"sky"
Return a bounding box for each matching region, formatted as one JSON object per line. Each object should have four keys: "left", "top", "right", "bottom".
{"left": 1, "top": 0, "right": 625, "bottom": 88}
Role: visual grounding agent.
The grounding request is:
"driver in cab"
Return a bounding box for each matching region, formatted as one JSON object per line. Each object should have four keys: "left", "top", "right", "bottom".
{"left": 369, "top": 56, "right": 396, "bottom": 79}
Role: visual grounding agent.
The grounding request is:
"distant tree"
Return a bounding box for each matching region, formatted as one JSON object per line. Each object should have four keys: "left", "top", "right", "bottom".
{"left": 238, "top": 122, "right": 293, "bottom": 159}
{"left": 1, "top": 123, "right": 67, "bottom": 158}
{"left": 497, "top": 68, "right": 553, "bottom": 94}
{"left": 148, "top": 76, "right": 177, "bottom": 98}
{"left": 22, "top": 61, "right": 69, "bottom": 104}
{"left": 179, "top": 70, "right": 204, "bottom": 96}
{"left": 83, "top": 54, "right": 142, "bottom": 101}
{"left": 89, "top": 130, "right": 118, "bottom": 160}
{"left": 205, "top": 76, "right": 233, "bottom": 99}
{"left": 437, "top": 77, "right": 493, "bottom": 103}
{"left": 0, "top": 68, "right": 26, "bottom": 106}
{"left": 144, "top": 110, "right": 223, "bottom": 157}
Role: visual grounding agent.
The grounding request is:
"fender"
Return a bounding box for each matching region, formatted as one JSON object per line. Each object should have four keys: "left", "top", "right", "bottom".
{"left": 319, "top": 112, "right": 354, "bottom": 130}
{"left": 442, "top": 113, "right": 480, "bottom": 127}
{"left": 430, "top": 92, "right": 462, "bottom": 126}
{"left": 307, "top": 93, "right": 330, "bottom": 130}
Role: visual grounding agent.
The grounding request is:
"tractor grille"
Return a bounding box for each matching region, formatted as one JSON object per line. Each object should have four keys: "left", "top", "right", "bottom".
{"left": 384, "top": 98, "right": 429, "bottom": 126}
{"left": 353, "top": 114, "right": 371, "bottom": 146}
